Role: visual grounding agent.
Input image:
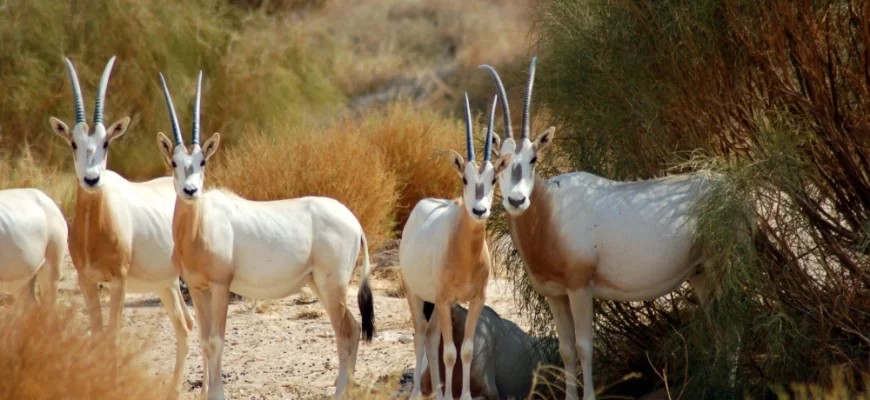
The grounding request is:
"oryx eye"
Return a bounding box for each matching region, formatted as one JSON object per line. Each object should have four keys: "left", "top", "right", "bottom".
{"left": 200, "top": 160, "right": 206, "bottom": 167}
{"left": 492, "top": 178, "right": 496, "bottom": 185}
{"left": 103, "top": 141, "right": 108, "bottom": 149}
{"left": 71, "top": 142, "right": 77, "bottom": 150}
{"left": 530, "top": 156, "right": 537, "bottom": 165}
{"left": 462, "top": 177, "right": 468, "bottom": 185}
{"left": 171, "top": 161, "right": 177, "bottom": 168}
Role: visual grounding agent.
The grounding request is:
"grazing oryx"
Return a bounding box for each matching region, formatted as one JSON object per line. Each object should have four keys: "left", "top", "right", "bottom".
{"left": 400, "top": 93, "right": 512, "bottom": 400}
{"left": 48, "top": 57, "right": 194, "bottom": 399}
{"left": 0, "top": 188, "right": 67, "bottom": 306}
{"left": 481, "top": 58, "right": 722, "bottom": 400}
{"left": 419, "top": 303, "right": 545, "bottom": 400}
{"left": 155, "top": 72, "right": 375, "bottom": 400}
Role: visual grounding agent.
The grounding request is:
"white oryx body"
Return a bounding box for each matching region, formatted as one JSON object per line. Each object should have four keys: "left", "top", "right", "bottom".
{"left": 49, "top": 57, "right": 193, "bottom": 400}
{"left": 481, "top": 58, "right": 740, "bottom": 400}
{"left": 521, "top": 171, "right": 710, "bottom": 301}
{"left": 400, "top": 94, "right": 512, "bottom": 400}
{"left": 0, "top": 188, "right": 67, "bottom": 305}
{"left": 156, "top": 71, "right": 374, "bottom": 400}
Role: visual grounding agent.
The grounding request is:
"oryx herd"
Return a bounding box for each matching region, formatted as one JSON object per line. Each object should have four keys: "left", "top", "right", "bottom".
{"left": 0, "top": 54, "right": 740, "bottom": 400}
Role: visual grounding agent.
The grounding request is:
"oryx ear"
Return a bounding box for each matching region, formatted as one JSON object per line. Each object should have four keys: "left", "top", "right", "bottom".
{"left": 156, "top": 132, "right": 174, "bottom": 165}
{"left": 49, "top": 117, "right": 71, "bottom": 142}
{"left": 533, "top": 126, "right": 555, "bottom": 153}
{"left": 107, "top": 117, "right": 131, "bottom": 142}
{"left": 202, "top": 133, "right": 220, "bottom": 160}
{"left": 449, "top": 150, "right": 465, "bottom": 178}
{"left": 490, "top": 131, "right": 502, "bottom": 155}
{"left": 494, "top": 153, "right": 512, "bottom": 175}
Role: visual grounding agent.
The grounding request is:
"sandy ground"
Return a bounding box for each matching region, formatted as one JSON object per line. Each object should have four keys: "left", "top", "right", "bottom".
{"left": 51, "top": 255, "right": 528, "bottom": 400}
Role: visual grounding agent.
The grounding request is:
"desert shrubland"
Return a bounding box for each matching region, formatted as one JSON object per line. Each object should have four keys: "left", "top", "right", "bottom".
{"left": 0, "top": 303, "right": 163, "bottom": 400}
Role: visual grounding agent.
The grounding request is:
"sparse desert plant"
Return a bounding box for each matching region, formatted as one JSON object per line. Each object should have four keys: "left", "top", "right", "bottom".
{"left": 0, "top": 302, "right": 164, "bottom": 400}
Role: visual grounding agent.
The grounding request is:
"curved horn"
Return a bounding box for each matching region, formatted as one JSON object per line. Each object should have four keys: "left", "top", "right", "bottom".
{"left": 192, "top": 71, "right": 202, "bottom": 146}
{"left": 464, "top": 93, "right": 475, "bottom": 162}
{"left": 521, "top": 57, "right": 537, "bottom": 140}
{"left": 64, "top": 58, "right": 86, "bottom": 125}
{"left": 484, "top": 94, "right": 497, "bottom": 162}
{"left": 478, "top": 64, "right": 512, "bottom": 140}
{"left": 159, "top": 73, "right": 183, "bottom": 146}
{"left": 93, "top": 56, "right": 116, "bottom": 126}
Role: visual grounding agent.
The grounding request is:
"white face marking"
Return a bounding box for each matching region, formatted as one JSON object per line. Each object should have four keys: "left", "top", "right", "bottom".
{"left": 459, "top": 161, "right": 498, "bottom": 221}
{"left": 496, "top": 137, "right": 537, "bottom": 215}
{"left": 69, "top": 123, "right": 111, "bottom": 191}
{"left": 169, "top": 146, "right": 208, "bottom": 202}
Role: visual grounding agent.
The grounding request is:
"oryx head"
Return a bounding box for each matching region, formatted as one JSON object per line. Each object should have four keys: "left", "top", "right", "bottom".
{"left": 449, "top": 93, "right": 512, "bottom": 222}
{"left": 479, "top": 57, "right": 555, "bottom": 216}
{"left": 49, "top": 57, "right": 131, "bottom": 192}
{"left": 155, "top": 72, "right": 220, "bottom": 203}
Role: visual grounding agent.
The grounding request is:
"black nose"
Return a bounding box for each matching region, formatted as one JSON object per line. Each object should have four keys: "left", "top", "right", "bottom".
{"left": 83, "top": 176, "right": 100, "bottom": 187}
{"left": 508, "top": 196, "right": 526, "bottom": 208}
{"left": 183, "top": 188, "right": 198, "bottom": 196}
{"left": 472, "top": 207, "right": 487, "bottom": 217}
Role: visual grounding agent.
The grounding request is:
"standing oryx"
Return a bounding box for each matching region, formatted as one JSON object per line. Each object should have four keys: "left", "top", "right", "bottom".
{"left": 48, "top": 57, "right": 194, "bottom": 399}
{"left": 155, "top": 71, "right": 375, "bottom": 400}
{"left": 399, "top": 93, "right": 512, "bottom": 400}
{"left": 481, "top": 57, "right": 724, "bottom": 400}
{"left": 0, "top": 188, "right": 67, "bottom": 307}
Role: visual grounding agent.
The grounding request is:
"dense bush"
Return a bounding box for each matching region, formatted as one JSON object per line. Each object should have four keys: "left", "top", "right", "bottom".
{"left": 509, "top": 0, "right": 870, "bottom": 397}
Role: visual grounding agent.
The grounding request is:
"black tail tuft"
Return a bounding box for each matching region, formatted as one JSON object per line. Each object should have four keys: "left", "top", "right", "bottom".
{"left": 357, "top": 279, "right": 375, "bottom": 342}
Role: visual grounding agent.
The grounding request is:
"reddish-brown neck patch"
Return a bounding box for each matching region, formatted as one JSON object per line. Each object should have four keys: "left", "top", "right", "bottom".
{"left": 69, "top": 183, "right": 129, "bottom": 280}
{"left": 438, "top": 201, "right": 490, "bottom": 303}
{"left": 171, "top": 197, "right": 231, "bottom": 287}
{"left": 506, "top": 175, "right": 596, "bottom": 291}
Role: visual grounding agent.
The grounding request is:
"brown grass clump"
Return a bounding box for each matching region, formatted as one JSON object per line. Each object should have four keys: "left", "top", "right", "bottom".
{"left": 0, "top": 302, "right": 163, "bottom": 400}
{"left": 359, "top": 100, "right": 464, "bottom": 231}
{"left": 293, "top": 308, "right": 324, "bottom": 320}
{"left": 209, "top": 123, "right": 399, "bottom": 250}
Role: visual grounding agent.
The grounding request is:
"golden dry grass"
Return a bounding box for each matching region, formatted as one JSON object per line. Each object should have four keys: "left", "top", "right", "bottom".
{"left": 0, "top": 302, "right": 164, "bottom": 400}
{"left": 209, "top": 122, "right": 400, "bottom": 250}
{"left": 359, "top": 100, "right": 465, "bottom": 231}
{"left": 0, "top": 148, "right": 76, "bottom": 221}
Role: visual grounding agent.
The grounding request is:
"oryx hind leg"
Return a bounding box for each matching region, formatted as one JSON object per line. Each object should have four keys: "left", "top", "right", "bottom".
{"left": 312, "top": 269, "right": 360, "bottom": 397}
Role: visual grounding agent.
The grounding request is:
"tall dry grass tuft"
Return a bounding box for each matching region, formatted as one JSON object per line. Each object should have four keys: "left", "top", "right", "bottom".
{"left": 0, "top": 302, "right": 163, "bottom": 400}
{"left": 0, "top": 148, "right": 76, "bottom": 221}
{"left": 209, "top": 123, "right": 399, "bottom": 250}
{"left": 359, "top": 100, "right": 464, "bottom": 231}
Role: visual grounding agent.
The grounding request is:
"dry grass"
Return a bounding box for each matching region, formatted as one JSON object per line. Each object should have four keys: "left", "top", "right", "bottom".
{"left": 209, "top": 122, "right": 400, "bottom": 250}
{"left": 0, "top": 302, "right": 164, "bottom": 400}
{"left": 359, "top": 100, "right": 464, "bottom": 232}
{"left": 297, "top": 0, "right": 535, "bottom": 98}
{"left": 293, "top": 307, "right": 324, "bottom": 320}
{"left": 0, "top": 148, "right": 76, "bottom": 221}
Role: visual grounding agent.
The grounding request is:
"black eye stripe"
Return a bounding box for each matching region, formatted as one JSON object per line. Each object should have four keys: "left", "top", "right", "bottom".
{"left": 103, "top": 141, "right": 108, "bottom": 149}
{"left": 171, "top": 161, "right": 177, "bottom": 168}
{"left": 71, "top": 142, "right": 77, "bottom": 150}
{"left": 462, "top": 177, "right": 468, "bottom": 185}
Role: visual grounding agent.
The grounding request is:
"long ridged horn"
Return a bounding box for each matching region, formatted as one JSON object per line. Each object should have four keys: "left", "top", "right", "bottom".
{"left": 192, "top": 71, "right": 202, "bottom": 146}
{"left": 159, "top": 73, "right": 183, "bottom": 146}
{"left": 464, "top": 93, "right": 475, "bottom": 162}
{"left": 478, "top": 64, "right": 513, "bottom": 140}
{"left": 64, "top": 58, "right": 86, "bottom": 125}
{"left": 93, "top": 56, "right": 116, "bottom": 126}
{"left": 484, "top": 94, "right": 497, "bottom": 162}
{"left": 521, "top": 57, "right": 537, "bottom": 140}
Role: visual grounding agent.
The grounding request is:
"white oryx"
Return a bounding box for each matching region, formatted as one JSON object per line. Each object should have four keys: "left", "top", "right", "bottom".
{"left": 0, "top": 188, "right": 67, "bottom": 306}
{"left": 480, "top": 58, "right": 732, "bottom": 400}
{"left": 155, "top": 72, "right": 375, "bottom": 400}
{"left": 48, "top": 57, "right": 193, "bottom": 399}
{"left": 400, "top": 93, "right": 512, "bottom": 400}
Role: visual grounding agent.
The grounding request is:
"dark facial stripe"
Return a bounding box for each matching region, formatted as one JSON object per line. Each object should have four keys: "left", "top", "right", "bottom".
{"left": 512, "top": 163, "right": 523, "bottom": 184}
{"left": 475, "top": 182, "right": 485, "bottom": 201}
